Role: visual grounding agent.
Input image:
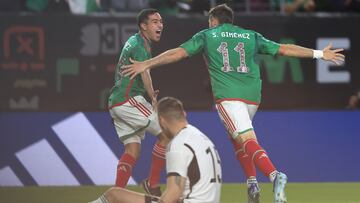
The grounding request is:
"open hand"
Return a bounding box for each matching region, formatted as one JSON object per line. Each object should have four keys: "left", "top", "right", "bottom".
{"left": 322, "top": 43, "right": 345, "bottom": 65}
{"left": 121, "top": 58, "right": 148, "bottom": 79}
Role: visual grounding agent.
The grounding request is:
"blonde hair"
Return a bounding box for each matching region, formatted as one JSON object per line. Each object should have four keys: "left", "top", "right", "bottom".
{"left": 157, "top": 97, "right": 186, "bottom": 121}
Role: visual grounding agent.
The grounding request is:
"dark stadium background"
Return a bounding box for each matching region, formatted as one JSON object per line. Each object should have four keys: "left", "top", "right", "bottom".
{"left": 1, "top": 0, "right": 359, "bottom": 202}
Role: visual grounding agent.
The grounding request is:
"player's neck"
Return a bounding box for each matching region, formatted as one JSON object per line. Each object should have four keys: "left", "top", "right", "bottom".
{"left": 139, "top": 31, "right": 152, "bottom": 53}
{"left": 140, "top": 31, "right": 152, "bottom": 43}
{"left": 170, "top": 120, "right": 188, "bottom": 137}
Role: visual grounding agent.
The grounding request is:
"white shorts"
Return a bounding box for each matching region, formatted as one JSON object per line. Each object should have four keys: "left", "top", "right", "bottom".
{"left": 215, "top": 100, "right": 258, "bottom": 139}
{"left": 109, "top": 95, "right": 162, "bottom": 145}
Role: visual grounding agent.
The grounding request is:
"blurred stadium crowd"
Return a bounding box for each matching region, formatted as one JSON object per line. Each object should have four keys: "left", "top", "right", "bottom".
{"left": 0, "top": 0, "right": 359, "bottom": 15}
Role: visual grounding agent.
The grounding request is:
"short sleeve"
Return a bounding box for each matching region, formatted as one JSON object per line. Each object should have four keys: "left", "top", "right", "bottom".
{"left": 117, "top": 41, "right": 132, "bottom": 64}
{"left": 180, "top": 32, "right": 205, "bottom": 57}
{"left": 166, "top": 146, "right": 193, "bottom": 178}
{"left": 256, "top": 32, "right": 280, "bottom": 56}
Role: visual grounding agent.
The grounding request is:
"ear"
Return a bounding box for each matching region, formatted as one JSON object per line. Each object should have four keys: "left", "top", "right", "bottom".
{"left": 159, "top": 115, "right": 165, "bottom": 125}
{"left": 213, "top": 18, "right": 219, "bottom": 26}
{"left": 209, "top": 16, "right": 218, "bottom": 27}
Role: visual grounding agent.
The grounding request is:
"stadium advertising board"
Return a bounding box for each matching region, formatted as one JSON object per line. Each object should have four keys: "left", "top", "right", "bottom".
{"left": 0, "top": 14, "right": 359, "bottom": 111}
{"left": 1, "top": 111, "right": 359, "bottom": 186}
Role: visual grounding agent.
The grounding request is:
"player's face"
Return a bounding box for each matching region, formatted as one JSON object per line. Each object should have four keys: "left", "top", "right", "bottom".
{"left": 142, "top": 13, "right": 163, "bottom": 42}
{"left": 208, "top": 16, "right": 219, "bottom": 28}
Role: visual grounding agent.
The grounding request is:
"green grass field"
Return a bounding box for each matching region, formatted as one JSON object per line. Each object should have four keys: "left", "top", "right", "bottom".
{"left": 1, "top": 183, "right": 359, "bottom": 203}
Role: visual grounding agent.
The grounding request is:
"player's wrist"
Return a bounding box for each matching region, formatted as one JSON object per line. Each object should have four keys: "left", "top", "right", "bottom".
{"left": 313, "top": 50, "right": 324, "bottom": 59}
{"left": 146, "top": 62, "right": 154, "bottom": 70}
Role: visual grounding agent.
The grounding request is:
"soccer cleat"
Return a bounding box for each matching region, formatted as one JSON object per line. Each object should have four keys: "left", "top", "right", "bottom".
{"left": 247, "top": 182, "right": 261, "bottom": 203}
{"left": 141, "top": 179, "right": 162, "bottom": 197}
{"left": 273, "top": 172, "right": 288, "bottom": 203}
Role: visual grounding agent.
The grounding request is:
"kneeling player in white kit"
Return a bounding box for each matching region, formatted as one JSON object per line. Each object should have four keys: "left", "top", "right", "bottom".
{"left": 89, "top": 97, "right": 222, "bottom": 203}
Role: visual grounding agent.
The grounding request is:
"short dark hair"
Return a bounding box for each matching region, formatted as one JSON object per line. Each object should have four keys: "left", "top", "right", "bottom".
{"left": 137, "top": 8, "right": 159, "bottom": 28}
{"left": 209, "top": 4, "right": 234, "bottom": 24}
{"left": 158, "top": 97, "right": 186, "bottom": 121}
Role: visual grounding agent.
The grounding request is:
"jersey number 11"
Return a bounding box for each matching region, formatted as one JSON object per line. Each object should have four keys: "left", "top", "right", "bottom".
{"left": 217, "top": 42, "right": 249, "bottom": 73}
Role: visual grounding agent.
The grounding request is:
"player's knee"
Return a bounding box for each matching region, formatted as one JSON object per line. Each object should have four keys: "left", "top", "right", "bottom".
{"left": 105, "top": 187, "right": 120, "bottom": 203}
{"left": 126, "top": 150, "right": 141, "bottom": 160}
{"left": 234, "top": 130, "right": 257, "bottom": 144}
{"left": 124, "top": 143, "right": 141, "bottom": 160}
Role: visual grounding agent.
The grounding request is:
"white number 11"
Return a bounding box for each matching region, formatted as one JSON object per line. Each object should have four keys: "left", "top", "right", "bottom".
{"left": 217, "top": 42, "right": 249, "bottom": 73}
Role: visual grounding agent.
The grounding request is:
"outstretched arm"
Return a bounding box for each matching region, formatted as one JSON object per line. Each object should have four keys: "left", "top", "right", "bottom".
{"left": 123, "top": 47, "right": 188, "bottom": 79}
{"left": 278, "top": 43, "right": 345, "bottom": 64}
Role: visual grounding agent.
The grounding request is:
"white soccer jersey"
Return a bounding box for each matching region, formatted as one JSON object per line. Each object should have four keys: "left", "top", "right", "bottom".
{"left": 166, "top": 124, "right": 222, "bottom": 203}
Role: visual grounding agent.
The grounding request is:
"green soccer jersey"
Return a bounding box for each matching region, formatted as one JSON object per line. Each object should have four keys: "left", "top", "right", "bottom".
{"left": 108, "top": 33, "right": 151, "bottom": 108}
{"left": 180, "top": 23, "right": 280, "bottom": 104}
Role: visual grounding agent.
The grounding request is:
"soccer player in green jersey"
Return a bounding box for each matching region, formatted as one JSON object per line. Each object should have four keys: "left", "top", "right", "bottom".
{"left": 108, "top": 8, "right": 169, "bottom": 196}
{"left": 122, "top": 4, "right": 345, "bottom": 203}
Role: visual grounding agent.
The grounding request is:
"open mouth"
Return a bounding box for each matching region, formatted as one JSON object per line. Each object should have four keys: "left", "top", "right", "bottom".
{"left": 155, "top": 30, "right": 162, "bottom": 35}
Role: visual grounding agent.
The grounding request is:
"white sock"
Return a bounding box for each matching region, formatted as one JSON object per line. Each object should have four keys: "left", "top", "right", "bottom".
{"left": 246, "top": 177, "right": 258, "bottom": 187}
{"left": 269, "top": 171, "right": 278, "bottom": 182}
{"left": 89, "top": 194, "right": 108, "bottom": 203}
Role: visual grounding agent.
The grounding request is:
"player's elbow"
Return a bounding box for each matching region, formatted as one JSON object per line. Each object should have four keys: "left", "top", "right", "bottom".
{"left": 278, "top": 44, "right": 291, "bottom": 56}
{"left": 175, "top": 47, "right": 188, "bottom": 60}
{"left": 162, "top": 188, "right": 183, "bottom": 203}
{"left": 162, "top": 194, "right": 182, "bottom": 203}
{"left": 169, "top": 196, "right": 182, "bottom": 203}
